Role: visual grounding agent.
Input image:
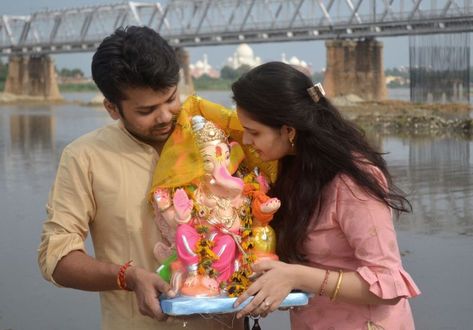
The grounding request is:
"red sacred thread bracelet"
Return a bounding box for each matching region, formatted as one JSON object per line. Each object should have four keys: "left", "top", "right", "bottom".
{"left": 117, "top": 260, "right": 133, "bottom": 291}
{"left": 318, "top": 269, "right": 330, "bottom": 296}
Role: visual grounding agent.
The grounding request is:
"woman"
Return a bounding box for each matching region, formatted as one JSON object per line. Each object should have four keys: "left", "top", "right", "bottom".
{"left": 232, "top": 62, "right": 420, "bottom": 329}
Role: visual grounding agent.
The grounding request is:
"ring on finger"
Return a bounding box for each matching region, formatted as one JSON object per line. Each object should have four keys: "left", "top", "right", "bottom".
{"left": 263, "top": 300, "right": 271, "bottom": 309}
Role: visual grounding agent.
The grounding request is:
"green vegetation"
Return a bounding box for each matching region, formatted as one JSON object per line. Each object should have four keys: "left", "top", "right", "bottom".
{"left": 56, "top": 66, "right": 97, "bottom": 92}
{"left": 0, "top": 60, "right": 7, "bottom": 90}
{"left": 385, "top": 67, "right": 410, "bottom": 88}
{"left": 194, "top": 65, "right": 251, "bottom": 91}
{"left": 193, "top": 75, "right": 232, "bottom": 90}
{"left": 220, "top": 64, "right": 251, "bottom": 80}
{"left": 58, "top": 82, "right": 98, "bottom": 92}
{"left": 2, "top": 60, "right": 473, "bottom": 93}
{"left": 386, "top": 79, "right": 407, "bottom": 88}
{"left": 193, "top": 66, "right": 413, "bottom": 91}
{"left": 57, "top": 67, "right": 84, "bottom": 78}
{"left": 385, "top": 67, "right": 409, "bottom": 80}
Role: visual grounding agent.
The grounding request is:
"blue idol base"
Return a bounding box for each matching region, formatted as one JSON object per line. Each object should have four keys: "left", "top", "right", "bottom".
{"left": 160, "top": 291, "right": 310, "bottom": 316}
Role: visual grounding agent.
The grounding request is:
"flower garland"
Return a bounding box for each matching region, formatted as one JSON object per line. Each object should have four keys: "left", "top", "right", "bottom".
{"left": 180, "top": 169, "right": 268, "bottom": 297}
{"left": 225, "top": 171, "right": 260, "bottom": 297}
{"left": 195, "top": 225, "right": 219, "bottom": 278}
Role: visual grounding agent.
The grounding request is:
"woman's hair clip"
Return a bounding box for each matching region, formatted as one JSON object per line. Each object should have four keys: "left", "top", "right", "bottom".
{"left": 307, "top": 83, "right": 326, "bottom": 103}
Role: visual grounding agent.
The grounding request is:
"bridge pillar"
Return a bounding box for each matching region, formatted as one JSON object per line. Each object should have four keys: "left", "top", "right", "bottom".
{"left": 4, "top": 55, "right": 62, "bottom": 100}
{"left": 324, "top": 39, "right": 386, "bottom": 101}
{"left": 174, "top": 47, "right": 194, "bottom": 100}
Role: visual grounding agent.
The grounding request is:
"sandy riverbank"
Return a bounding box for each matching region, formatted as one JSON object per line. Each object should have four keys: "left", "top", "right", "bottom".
{"left": 2, "top": 91, "right": 472, "bottom": 137}
{"left": 335, "top": 97, "right": 472, "bottom": 138}
{"left": 0, "top": 92, "right": 64, "bottom": 104}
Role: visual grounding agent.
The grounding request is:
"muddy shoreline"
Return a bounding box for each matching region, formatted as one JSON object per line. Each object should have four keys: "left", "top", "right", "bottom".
{"left": 2, "top": 92, "right": 472, "bottom": 137}
{"left": 337, "top": 99, "right": 472, "bottom": 138}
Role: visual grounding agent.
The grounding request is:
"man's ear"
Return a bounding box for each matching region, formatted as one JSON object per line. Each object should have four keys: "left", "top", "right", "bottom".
{"left": 103, "top": 99, "right": 121, "bottom": 120}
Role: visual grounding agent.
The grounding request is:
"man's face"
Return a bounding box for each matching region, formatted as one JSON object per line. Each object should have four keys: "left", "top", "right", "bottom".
{"left": 105, "top": 86, "right": 181, "bottom": 150}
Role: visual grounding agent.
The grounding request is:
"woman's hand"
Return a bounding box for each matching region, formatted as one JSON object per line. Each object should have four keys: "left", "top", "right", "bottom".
{"left": 233, "top": 260, "right": 297, "bottom": 319}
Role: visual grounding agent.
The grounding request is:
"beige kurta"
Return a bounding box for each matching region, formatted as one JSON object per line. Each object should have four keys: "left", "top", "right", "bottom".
{"left": 38, "top": 122, "right": 243, "bottom": 330}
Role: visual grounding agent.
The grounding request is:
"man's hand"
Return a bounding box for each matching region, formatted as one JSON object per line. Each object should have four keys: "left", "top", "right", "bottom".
{"left": 126, "top": 266, "right": 176, "bottom": 320}
{"left": 52, "top": 251, "right": 179, "bottom": 320}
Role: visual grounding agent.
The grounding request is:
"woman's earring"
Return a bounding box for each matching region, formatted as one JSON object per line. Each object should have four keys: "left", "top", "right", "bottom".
{"left": 289, "top": 137, "right": 295, "bottom": 148}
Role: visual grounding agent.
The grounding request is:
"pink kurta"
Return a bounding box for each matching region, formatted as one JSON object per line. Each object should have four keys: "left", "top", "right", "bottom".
{"left": 291, "top": 166, "right": 421, "bottom": 330}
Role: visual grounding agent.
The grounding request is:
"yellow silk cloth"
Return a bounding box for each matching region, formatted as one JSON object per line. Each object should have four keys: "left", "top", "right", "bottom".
{"left": 150, "top": 95, "right": 277, "bottom": 194}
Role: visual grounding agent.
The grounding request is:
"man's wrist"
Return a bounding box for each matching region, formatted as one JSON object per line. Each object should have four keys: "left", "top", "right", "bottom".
{"left": 117, "top": 260, "right": 134, "bottom": 291}
{"left": 124, "top": 265, "right": 140, "bottom": 291}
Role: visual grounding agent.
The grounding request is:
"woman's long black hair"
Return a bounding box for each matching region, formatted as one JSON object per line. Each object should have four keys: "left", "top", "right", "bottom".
{"left": 232, "top": 62, "right": 411, "bottom": 263}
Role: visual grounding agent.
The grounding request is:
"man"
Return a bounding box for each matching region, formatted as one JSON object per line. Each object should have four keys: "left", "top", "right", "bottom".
{"left": 38, "top": 26, "right": 243, "bottom": 330}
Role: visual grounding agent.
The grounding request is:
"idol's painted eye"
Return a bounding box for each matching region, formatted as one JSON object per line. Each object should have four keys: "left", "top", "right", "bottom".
{"left": 203, "top": 160, "right": 214, "bottom": 173}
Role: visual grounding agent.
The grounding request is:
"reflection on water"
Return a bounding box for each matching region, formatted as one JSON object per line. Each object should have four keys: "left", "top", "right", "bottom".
{"left": 9, "top": 114, "right": 54, "bottom": 150}
{"left": 1, "top": 111, "right": 56, "bottom": 191}
{"left": 382, "top": 136, "right": 473, "bottom": 235}
{"left": 0, "top": 99, "right": 111, "bottom": 330}
{"left": 1, "top": 91, "right": 472, "bottom": 329}
{"left": 0, "top": 100, "right": 112, "bottom": 193}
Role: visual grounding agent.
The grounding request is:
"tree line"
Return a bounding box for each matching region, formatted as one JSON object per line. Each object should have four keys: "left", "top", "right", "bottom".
{"left": 194, "top": 65, "right": 409, "bottom": 90}
{"left": 1, "top": 59, "right": 473, "bottom": 91}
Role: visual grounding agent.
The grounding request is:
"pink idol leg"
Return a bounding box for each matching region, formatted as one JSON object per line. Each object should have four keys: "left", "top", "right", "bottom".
{"left": 211, "top": 232, "right": 237, "bottom": 283}
{"left": 176, "top": 224, "right": 199, "bottom": 270}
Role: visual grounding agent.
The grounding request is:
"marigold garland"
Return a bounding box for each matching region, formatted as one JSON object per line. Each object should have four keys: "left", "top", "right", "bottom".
{"left": 225, "top": 171, "right": 262, "bottom": 297}
{"left": 194, "top": 224, "right": 219, "bottom": 277}
{"left": 176, "top": 168, "right": 270, "bottom": 297}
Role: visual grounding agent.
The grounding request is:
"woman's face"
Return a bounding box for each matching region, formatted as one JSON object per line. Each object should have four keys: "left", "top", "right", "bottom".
{"left": 236, "top": 107, "right": 294, "bottom": 162}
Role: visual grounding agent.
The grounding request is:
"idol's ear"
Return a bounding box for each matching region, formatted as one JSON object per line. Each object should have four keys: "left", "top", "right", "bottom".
{"left": 228, "top": 141, "right": 245, "bottom": 174}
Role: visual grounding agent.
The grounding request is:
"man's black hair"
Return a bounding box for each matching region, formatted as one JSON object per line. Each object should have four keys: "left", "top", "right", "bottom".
{"left": 92, "top": 26, "right": 179, "bottom": 108}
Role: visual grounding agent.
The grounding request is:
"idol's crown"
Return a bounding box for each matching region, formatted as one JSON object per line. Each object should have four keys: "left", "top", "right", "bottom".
{"left": 191, "top": 115, "right": 227, "bottom": 147}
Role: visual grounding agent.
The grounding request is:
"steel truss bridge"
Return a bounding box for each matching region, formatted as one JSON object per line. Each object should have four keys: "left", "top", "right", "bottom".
{"left": 1, "top": 0, "right": 473, "bottom": 56}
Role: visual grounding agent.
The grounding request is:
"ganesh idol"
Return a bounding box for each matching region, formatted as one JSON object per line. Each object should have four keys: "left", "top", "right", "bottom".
{"left": 149, "top": 96, "right": 280, "bottom": 298}
{"left": 177, "top": 115, "right": 247, "bottom": 296}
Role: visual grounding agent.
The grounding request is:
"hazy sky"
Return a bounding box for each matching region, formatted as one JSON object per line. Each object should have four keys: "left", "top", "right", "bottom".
{"left": 3, "top": 0, "right": 410, "bottom": 76}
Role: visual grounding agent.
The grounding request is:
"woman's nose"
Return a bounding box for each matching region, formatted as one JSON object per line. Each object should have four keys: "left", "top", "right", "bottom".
{"left": 242, "top": 131, "right": 251, "bottom": 145}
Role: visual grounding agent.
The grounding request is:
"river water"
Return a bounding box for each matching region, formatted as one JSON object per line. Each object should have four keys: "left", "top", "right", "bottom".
{"left": 0, "top": 90, "right": 472, "bottom": 330}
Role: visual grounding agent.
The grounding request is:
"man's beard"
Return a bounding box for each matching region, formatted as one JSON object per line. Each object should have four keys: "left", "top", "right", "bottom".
{"left": 124, "top": 114, "right": 178, "bottom": 145}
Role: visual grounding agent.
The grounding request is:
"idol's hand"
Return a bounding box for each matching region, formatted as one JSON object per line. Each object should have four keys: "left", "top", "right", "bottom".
{"left": 153, "top": 188, "right": 172, "bottom": 211}
{"left": 234, "top": 260, "right": 296, "bottom": 318}
{"left": 126, "top": 267, "right": 176, "bottom": 320}
{"left": 173, "top": 188, "right": 193, "bottom": 224}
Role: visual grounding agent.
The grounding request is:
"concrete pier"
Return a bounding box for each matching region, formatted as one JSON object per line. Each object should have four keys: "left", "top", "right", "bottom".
{"left": 324, "top": 39, "right": 387, "bottom": 101}
{"left": 175, "top": 47, "right": 194, "bottom": 100}
{"left": 4, "top": 55, "right": 62, "bottom": 101}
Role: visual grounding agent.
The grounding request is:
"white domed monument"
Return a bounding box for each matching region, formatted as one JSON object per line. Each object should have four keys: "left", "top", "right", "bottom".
{"left": 281, "top": 53, "right": 312, "bottom": 76}
{"left": 189, "top": 54, "right": 220, "bottom": 79}
{"left": 226, "top": 43, "right": 262, "bottom": 69}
